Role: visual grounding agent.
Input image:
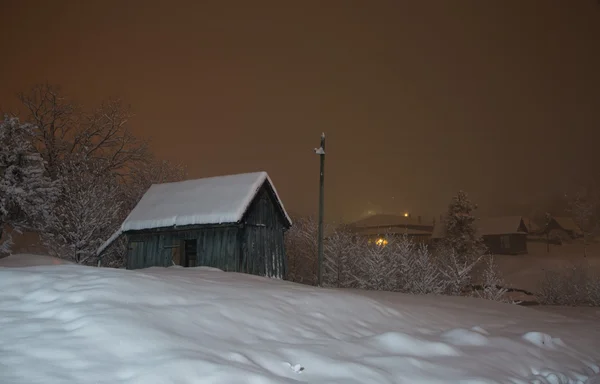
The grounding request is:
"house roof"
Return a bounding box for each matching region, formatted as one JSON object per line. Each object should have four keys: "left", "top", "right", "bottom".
{"left": 430, "top": 216, "right": 527, "bottom": 239}
{"left": 97, "top": 171, "right": 290, "bottom": 256}
{"left": 522, "top": 217, "right": 541, "bottom": 233}
{"left": 552, "top": 217, "right": 582, "bottom": 234}
{"left": 431, "top": 221, "right": 445, "bottom": 239}
{"left": 477, "top": 216, "right": 528, "bottom": 236}
{"left": 348, "top": 214, "right": 433, "bottom": 229}
{"left": 355, "top": 227, "right": 433, "bottom": 236}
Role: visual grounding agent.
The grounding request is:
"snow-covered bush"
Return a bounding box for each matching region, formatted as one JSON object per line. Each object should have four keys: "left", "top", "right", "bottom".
{"left": 399, "top": 242, "right": 446, "bottom": 295}
{"left": 436, "top": 247, "right": 482, "bottom": 296}
{"left": 472, "top": 256, "right": 509, "bottom": 302}
{"left": 41, "top": 157, "right": 123, "bottom": 265}
{"left": 286, "top": 217, "right": 509, "bottom": 301}
{"left": 361, "top": 237, "right": 396, "bottom": 291}
{"left": 538, "top": 264, "right": 600, "bottom": 306}
{"left": 323, "top": 226, "right": 356, "bottom": 288}
{"left": 285, "top": 216, "right": 319, "bottom": 285}
{"left": 0, "top": 116, "right": 58, "bottom": 255}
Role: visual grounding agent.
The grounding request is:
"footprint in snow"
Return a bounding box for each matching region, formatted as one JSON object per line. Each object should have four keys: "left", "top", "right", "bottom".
{"left": 285, "top": 362, "right": 304, "bottom": 373}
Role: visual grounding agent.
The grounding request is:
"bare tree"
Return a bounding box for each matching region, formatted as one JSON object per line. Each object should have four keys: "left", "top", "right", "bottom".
{"left": 124, "top": 155, "right": 188, "bottom": 212}
{"left": 18, "top": 84, "right": 148, "bottom": 180}
{"left": 17, "top": 84, "right": 78, "bottom": 179}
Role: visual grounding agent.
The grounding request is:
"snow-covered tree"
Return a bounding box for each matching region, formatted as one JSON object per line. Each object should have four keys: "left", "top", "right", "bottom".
{"left": 438, "top": 247, "right": 481, "bottom": 296}
{"left": 399, "top": 242, "right": 445, "bottom": 295}
{"left": 285, "top": 216, "right": 319, "bottom": 284}
{"left": 323, "top": 226, "right": 356, "bottom": 288}
{"left": 0, "top": 116, "right": 58, "bottom": 254}
{"left": 93, "top": 156, "right": 188, "bottom": 267}
{"left": 474, "top": 256, "right": 509, "bottom": 302}
{"left": 41, "top": 157, "right": 123, "bottom": 264}
{"left": 441, "top": 190, "right": 485, "bottom": 261}
{"left": 355, "top": 236, "right": 406, "bottom": 291}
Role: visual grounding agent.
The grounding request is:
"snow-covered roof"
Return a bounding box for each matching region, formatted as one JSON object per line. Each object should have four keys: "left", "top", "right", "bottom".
{"left": 552, "top": 217, "right": 582, "bottom": 234}
{"left": 522, "top": 217, "right": 541, "bottom": 233}
{"left": 97, "top": 171, "right": 290, "bottom": 256}
{"left": 430, "top": 216, "right": 527, "bottom": 239}
{"left": 477, "top": 216, "right": 527, "bottom": 236}
{"left": 430, "top": 221, "right": 445, "bottom": 239}
{"left": 124, "top": 171, "right": 291, "bottom": 231}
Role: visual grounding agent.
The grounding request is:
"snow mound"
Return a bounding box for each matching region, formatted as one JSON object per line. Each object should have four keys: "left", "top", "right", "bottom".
{"left": 0, "top": 265, "right": 599, "bottom": 383}
{"left": 0, "top": 253, "right": 72, "bottom": 267}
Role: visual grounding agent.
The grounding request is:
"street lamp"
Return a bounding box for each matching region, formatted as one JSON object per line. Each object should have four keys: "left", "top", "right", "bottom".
{"left": 314, "top": 133, "right": 325, "bottom": 286}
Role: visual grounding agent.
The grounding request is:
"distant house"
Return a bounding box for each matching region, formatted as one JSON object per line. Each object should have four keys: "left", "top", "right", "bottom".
{"left": 347, "top": 214, "right": 434, "bottom": 244}
{"left": 430, "top": 216, "right": 529, "bottom": 255}
{"left": 97, "top": 172, "right": 292, "bottom": 277}
{"left": 546, "top": 216, "right": 582, "bottom": 239}
{"left": 478, "top": 216, "right": 529, "bottom": 255}
{"left": 522, "top": 217, "right": 542, "bottom": 235}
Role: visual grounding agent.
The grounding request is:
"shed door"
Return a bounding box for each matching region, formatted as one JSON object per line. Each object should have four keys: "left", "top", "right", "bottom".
{"left": 128, "top": 241, "right": 144, "bottom": 269}
{"left": 183, "top": 239, "right": 197, "bottom": 267}
{"left": 171, "top": 243, "right": 181, "bottom": 266}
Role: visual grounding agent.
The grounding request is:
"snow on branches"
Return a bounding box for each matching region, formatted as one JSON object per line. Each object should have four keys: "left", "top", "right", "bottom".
{"left": 0, "top": 116, "right": 58, "bottom": 254}
{"left": 41, "top": 157, "right": 123, "bottom": 264}
{"left": 288, "top": 217, "right": 507, "bottom": 301}
{"left": 441, "top": 190, "right": 486, "bottom": 262}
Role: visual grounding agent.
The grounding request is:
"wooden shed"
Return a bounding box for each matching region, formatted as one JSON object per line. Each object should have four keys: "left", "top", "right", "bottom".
{"left": 546, "top": 216, "right": 583, "bottom": 239}
{"left": 97, "top": 172, "right": 292, "bottom": 277}
{"left": 430, "top": 215, "right": 529, "bottom": 255}
{"left": 478, "top": 216, "right": 529, "bottom": 255}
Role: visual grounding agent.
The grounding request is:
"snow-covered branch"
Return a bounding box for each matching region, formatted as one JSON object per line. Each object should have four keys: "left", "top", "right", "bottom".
{"left": 0, "top": 115, "right": 59, "bottom": 254}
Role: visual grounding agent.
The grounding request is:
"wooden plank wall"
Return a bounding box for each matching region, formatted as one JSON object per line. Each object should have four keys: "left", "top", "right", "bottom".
{"left": 125, "top": 182, "right": 289, "bottom": 277}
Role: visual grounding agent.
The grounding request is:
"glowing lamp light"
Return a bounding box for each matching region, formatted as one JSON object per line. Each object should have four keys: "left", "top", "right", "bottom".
{"left": 375, "top": 238, "right": 388, "bottom": 247}
{"left": 403, "top": 213, "right": 409, "bottom": 217}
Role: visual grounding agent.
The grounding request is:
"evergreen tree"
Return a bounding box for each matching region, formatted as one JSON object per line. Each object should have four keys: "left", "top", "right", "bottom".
{"left": 442, "top": 190, "right": 485, "bottom": 260}
{"left": 0, "top": 116, "right": 58, "bottom": 254}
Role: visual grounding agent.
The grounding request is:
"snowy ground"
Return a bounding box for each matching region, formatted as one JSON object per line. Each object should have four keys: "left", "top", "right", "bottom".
{"left": 1, "top": 255, "right": 600, "bottom": 383}
{"left": 494, "top": 242, "right": 600, "bottom": 294}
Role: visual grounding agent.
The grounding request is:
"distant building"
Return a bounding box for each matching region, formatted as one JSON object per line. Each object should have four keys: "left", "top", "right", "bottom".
{"left": 97, "top": 172, "right": 292, "bottom": 277}
{"left": 522, "top": 217, "right": 542, "bottom": 235}
{"left": 347, "top": 214, "right": 434, "bottom": 244}
{"left": 546, "top": 216, "right": 583, "bottom": 239}
{"left": 430, "top": 216, "right": 529, "bottom": 255}
{"left": 478, "top": 216, "right": 529, "bottom": 255}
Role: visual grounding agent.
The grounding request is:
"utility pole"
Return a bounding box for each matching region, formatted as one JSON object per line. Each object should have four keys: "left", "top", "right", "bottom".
{"left": 314, "top": 133, "right": 326, "bottom": 286}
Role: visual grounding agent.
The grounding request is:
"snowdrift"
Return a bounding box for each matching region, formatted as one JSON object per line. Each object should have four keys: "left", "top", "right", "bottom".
{"left": 0, "top": 253, "right": 72, "bottom": 267}
{"left": 0, "top": 264, "right": 599, "bottom": 383}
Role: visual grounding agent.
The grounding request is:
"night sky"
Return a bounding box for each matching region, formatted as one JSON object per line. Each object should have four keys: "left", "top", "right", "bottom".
{"left": 1, "top": 0, "right": 599, "bottom": 222}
